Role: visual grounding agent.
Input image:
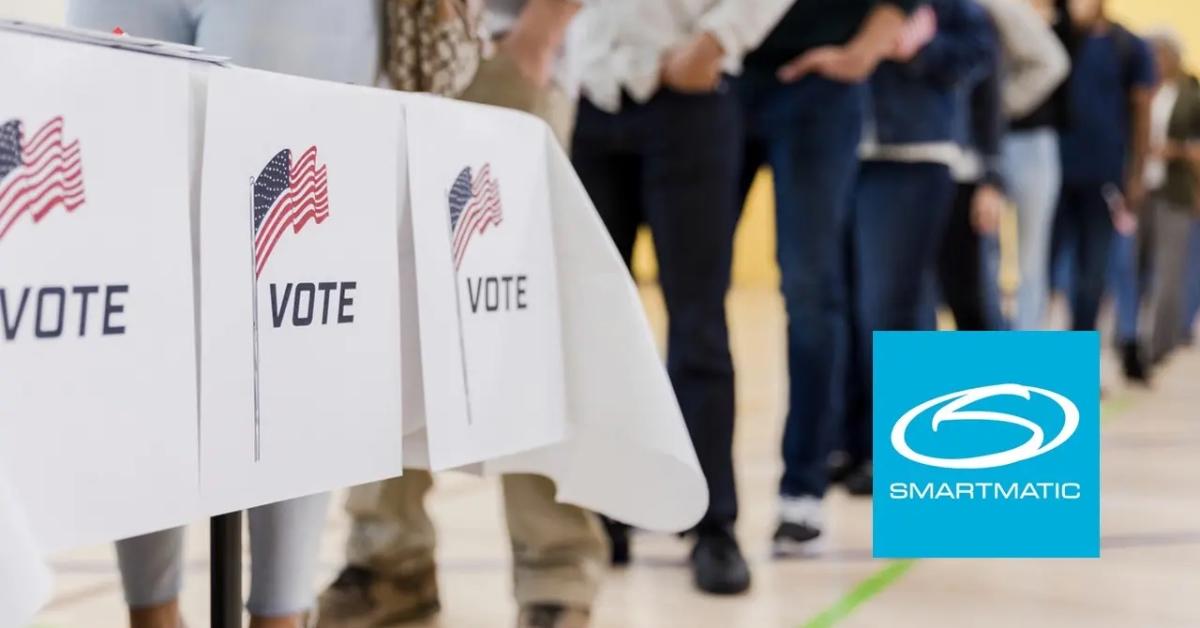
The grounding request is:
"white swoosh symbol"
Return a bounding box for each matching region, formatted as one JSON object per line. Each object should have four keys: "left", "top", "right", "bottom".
{"left": 890, "top": 384, "right": 1079, "bottom": 469}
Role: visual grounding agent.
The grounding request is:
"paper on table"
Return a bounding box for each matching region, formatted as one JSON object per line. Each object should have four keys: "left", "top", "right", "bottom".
{"left": 484, "top": 129, "right": 708, "bottom": 533}
{"left": 0, "top": 467, "right": 52, "bottom": 628}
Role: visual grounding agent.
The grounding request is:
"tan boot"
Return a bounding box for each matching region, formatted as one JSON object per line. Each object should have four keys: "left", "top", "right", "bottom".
{"left": 314, "top": 565, "right": 439, "bottom": 628}
{"left": 516, "top": 604, "right": 590, "bottom": 628}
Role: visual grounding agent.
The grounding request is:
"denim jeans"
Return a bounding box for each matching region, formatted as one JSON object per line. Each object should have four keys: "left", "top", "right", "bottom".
{"left": 937, "top": 183, "right": 1005, "bottom": 331}
{"left": 843, "top": 161, "right": 956, "bottom": 463}
{"left": 1002, "top": 129, "right": 1061, "bottom": 330}
{"left": 1056, "top": 183, "right": 1117, "bottom": 331}
{"left": 572, "top": 88, "right": 741, "bottom": 527}
{"left": 1185, "top": 219, "right": 1200, "bottom": 339}
{"left": 67, "top": 0, "right": 382, "bottom": 85}
{"left": 735, "top": 71, "right": 865, "bottom": 499}
{"left": 1109, "top": 231, "right": 1146, "bottom": 344}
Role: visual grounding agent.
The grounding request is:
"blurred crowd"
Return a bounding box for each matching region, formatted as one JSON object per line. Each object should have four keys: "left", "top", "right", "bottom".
{"left": 60, "top": 0, "right": 1200, "bottom": 627}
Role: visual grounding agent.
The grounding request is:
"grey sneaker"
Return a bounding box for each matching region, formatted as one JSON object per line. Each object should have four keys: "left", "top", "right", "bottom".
{"left": 314, "top": 565, "right": 439, "bottom": 628}
{"left": 517, "top": 604, "right": 591, "bottom": 628}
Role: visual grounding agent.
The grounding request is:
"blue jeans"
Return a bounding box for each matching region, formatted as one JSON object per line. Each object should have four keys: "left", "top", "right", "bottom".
{"left": 1003, "top": 129, "right": 1061, "bottom": 329}
{"left": 67, "top": 0, "right": 382, "bottom": 85}
{"left": 1183, "top": 218, "right": 1200, "bottom": 340}
{"left": 735, "top": 71, "right": 865, "bottom": 499}
{"left": 1056, "top": 183, "right": 1117, "bottom": 331}
{"left": 1109, "top": 231, "right": 1146, "bottom": 344}
{"left": 572, "top": 89, "right": 741, "bottom": 527}
{"left": 844, "top": 161, "right": 955, "bottom": 462}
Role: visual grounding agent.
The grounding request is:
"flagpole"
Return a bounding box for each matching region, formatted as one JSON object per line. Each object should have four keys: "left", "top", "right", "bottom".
{"left": 451, "top": 259, "right": 474, "bottom": 426}
{"left": 249, "top": 176, "right": 262, "bottom": 462}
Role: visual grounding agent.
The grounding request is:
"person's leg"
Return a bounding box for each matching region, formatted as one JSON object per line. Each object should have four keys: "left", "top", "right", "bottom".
{"left": 1145, "top": 201, "right": 1192, "bottom": 362}
{"left": 1003, "top": 129, "right": 1061, "bottom": 330}
{"left": 937, "top": 183, "right": 990, "bottom": 330}
{"left": 737, "top": 72, "right": 862, "bottom": 551}
{"left": 1110, "top": 231, "right": 1140, "bottom": 344}
{"left": 501, "top": 475, "right": 608, "bottom": 610}
{"left": 115, "top": 527, "right": 186, "bottom": 628}
{"left": 66, "top": 0, "right": 196, "bottom": 43}
{"left": 317, "top": 472, "right": 439, "bottom": 627}
{"left": 1183, "top": 218, "right": 1200, "bottom": 342}
{"left": 852, "top": 161, "right": 956, "bottom": 457}
{"left": 1070, "top": 185, "right": 1116, "bottom": 331}
{"left": 460, "top": 57, "right": 607, "bottom": 623}
{"left": 632, "top": 87, "right": 744, "bottom": 592}
{"left": 246, "top": 493, "right": 331, "bottom": 627}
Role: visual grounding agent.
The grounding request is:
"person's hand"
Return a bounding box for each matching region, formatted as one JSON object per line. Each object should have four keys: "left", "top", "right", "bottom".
{"left": 887, "top": 5, "right": 938, "bottom": 63}
{"left": 661, "top": 32, "right": 725, "bottom": 93}
{"left": 777, "top": 45, "right": 878, "bottom": 83}
{"left": 971, "top": 184, "right": 1006, "bottom": 235}
{"left": 497, "top": 28, "right": 557, "bottom": 89}
{"left": 1123, "top": 175, "right": 1147, "bottom": 212}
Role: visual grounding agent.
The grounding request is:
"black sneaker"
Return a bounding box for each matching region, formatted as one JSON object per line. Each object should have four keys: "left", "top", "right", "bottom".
{"left": 1121, "top": 340, "right": 1150, "bottom": 384}
{"left": 690, "top": 528, "right": 751, "bottom": 595}
{"left": 843, "top": 462, "right": 873, "bottom": 496}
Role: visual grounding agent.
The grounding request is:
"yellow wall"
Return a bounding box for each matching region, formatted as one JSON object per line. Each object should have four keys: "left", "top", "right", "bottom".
{"left": 633, "top": 0, "right": 1200, "bottom": 288}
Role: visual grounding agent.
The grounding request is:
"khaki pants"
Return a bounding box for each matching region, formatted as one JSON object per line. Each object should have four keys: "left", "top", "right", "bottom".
{"left": 342, "top": 52, "right": 606, "bottom": 608}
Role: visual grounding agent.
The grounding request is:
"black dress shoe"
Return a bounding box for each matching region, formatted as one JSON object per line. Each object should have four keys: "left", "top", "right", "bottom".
{"left": 842, "top": 462, "right": 873, "bottom": 496}
{"left": 602, "top": 516, "right": 631, "bottom": 566}
{"left": 690, "top": 528, "right": 751, "bottom": 595}
{"left": 1121, "top": 340, "right": 1150, "bottom": 384}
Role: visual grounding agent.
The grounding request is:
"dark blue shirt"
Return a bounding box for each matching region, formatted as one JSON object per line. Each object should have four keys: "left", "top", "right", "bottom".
{"left": 1059, "top": 26, "right": 1157, "bottom": 186}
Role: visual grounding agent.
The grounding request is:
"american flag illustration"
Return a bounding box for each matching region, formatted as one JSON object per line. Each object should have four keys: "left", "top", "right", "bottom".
{"left": 252, "top": 146, "right": 329, "bottom": 277}
{"left": 0, "top": 117, "right": 85, "bottom": 243}
{"left": 448, "top": 163, "right": 502, "bottom": 269}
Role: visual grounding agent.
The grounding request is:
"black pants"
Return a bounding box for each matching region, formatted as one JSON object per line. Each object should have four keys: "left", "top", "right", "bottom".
{"left": 937, "top": 183, "right": 1002, "bottom": 331}
{"left": 1054, "top": 182, "right": 1117, "bottom": 330}
{"left": 571, "top": 88, "right": 741, "bottom": 529}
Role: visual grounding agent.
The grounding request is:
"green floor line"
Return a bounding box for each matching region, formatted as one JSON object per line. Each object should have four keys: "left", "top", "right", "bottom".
{"left": 799, "top": 392, "right": 1133, "bottom": 628}
{"left": 801, "top": 559, "right": 916, "bottom": 628}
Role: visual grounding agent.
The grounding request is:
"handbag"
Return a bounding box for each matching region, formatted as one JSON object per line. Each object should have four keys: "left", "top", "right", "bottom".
{"left": 384, "top": 0, "right": 487, "bottom": 97}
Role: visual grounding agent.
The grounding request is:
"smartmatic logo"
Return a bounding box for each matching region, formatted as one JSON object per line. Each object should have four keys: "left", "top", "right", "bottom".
{"left": 873, "top": 332, "right": 1100, "bottom": 558}
{"left": 891, "top": 384, "right": 1079, "bottom": 469}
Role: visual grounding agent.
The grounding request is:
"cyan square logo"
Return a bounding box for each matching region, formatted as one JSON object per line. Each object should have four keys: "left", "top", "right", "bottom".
{"left": 873, "top": 331, "right": 1100, "bottom": 558}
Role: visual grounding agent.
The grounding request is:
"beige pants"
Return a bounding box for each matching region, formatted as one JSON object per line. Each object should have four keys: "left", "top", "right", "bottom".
{"left": 342, "top": 52, "right": 606, "bottom": 609}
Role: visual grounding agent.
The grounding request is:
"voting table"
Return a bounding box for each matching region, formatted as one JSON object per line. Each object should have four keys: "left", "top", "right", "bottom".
{"left": 0, "top": 22, "right": 707, "bottom": 628}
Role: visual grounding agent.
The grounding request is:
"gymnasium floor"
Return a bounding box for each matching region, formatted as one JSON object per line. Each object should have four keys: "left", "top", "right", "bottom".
{"left": 32, "top": 286, "right": 1200, "bottom": 628}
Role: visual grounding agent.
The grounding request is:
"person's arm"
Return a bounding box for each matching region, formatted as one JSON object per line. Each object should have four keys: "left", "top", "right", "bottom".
{"left": 660, "top": 0, "right": 794, "bottom": 93}
{"left": 898, "top": 0, "right": 996, "bottom": 89}
{"left": 1124, "top": 37, "right": 1158, "bottom": 210}
{"left": 969, "top": 18, "right": 1008, "bottom": 234}
{"left": 777, "top": 1, "right": 913, "bottom": 83}
{"left": 499, "top": 0, "right": 582, "bottom": 87}
{"left": 977, "top": 0, "right": 1070, "bottom": 118}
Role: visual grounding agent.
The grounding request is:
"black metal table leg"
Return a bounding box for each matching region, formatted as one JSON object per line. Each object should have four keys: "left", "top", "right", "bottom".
{"left": 210, "top": 512, "right": 242, "bottom": 628}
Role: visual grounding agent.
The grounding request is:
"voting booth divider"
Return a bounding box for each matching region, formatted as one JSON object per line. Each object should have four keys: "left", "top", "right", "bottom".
{"left": 0, "top": 24, "right": 707, "bottom": 625}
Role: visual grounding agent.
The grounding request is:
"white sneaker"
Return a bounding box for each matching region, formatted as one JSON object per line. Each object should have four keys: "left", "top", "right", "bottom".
{"left": 772, "top": 496, "right": 825, "bottom": 558}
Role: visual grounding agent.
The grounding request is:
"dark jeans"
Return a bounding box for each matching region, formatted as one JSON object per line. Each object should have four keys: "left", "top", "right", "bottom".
{"left": 843, "top": 161, "right": 956, "bottom": 463}
{"left": 572, "top": 88, "right": 741, "bottom": 528}
{"left": 1056, "top": 183, "right": 1116, "bottom": 330}
{"left": 735, "top": 70, "right": 865, "bottom": 499}
{"left": 937, "top": 183, "right": 1003, "bottom": 331}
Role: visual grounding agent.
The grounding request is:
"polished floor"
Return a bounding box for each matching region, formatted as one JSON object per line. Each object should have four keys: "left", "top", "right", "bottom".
{"left": 32, "top": 287, "right": 1200, "bottom": 628}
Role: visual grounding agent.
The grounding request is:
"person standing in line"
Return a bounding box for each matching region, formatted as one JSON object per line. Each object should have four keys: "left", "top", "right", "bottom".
{"left": 315, "top": 3, "right": 612, "bottom": 628}
{"left": 938, "top": 0, "right": 1070, "bottom": 331}
{"left": 839, "top": 0, "right": 995, "bottom": 496}
{"left": 1140, "top": 30, "right": 1200, "bottom": 364}
{"left": 64, "top": 3, "right": 383, "bottom": 627}
{"left": 567, "top": 0, "right": 793, "bottom": 595}
{"left": 1053, "top": 0, "right": 1155, "bottom": 367}
{"left": 939, "top": 12, "right": 1006, "bottom": 332}
{"left": 1003, "top": 0, "right": 1076, "bottom": 330}
{"left": 732, "top": 0, "right": 916, "bottom": 556}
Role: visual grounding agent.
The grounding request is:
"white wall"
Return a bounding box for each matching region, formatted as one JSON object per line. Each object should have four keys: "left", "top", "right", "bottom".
{"left": 1, "top": 0, "right": 65, "bottom": 24}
